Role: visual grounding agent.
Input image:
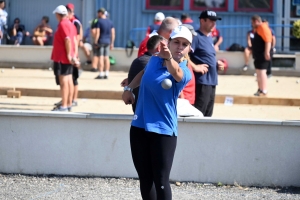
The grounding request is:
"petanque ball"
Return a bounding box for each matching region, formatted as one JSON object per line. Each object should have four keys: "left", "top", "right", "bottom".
{"left": 161, "top": 78, "right": 172, "bottom": 90}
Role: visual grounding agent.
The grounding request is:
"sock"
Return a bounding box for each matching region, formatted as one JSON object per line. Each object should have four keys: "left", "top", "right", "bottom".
{"left": 99, "top": 71, "right": 104, "bottom": 77}
{"left": 105, "top": 70, "right": 109, "bottom": 76}
{"left": 262, "top": 90, "right": 267, "bottom": 94}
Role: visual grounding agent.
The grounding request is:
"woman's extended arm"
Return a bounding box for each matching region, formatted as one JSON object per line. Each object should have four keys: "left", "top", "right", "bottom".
{"left": 122, "top": 69, "right": 144, "bottom": 105}
{"left": 159, "top": 41, "right": 183, "bottom": 82}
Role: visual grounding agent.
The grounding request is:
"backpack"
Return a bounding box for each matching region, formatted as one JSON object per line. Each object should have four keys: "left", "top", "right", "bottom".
{"left": 227, "top": 43, "right": 245, "bottom": 52}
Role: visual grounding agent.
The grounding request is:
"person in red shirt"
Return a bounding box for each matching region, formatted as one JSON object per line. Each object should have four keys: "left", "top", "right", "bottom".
{"left": 179, "top": 61, "right": 195, "bottom": 104}
{"left": 51, "top": 5, "right": 78, "bottom": 111}
{"left": 179, "top": 24, "right": 197, "bottom": 105}
{"left": 137, "top": 17, "right": 177, "bottom": 58}
{"left": 211, "top": 26, "right": 223, "bottom": 51}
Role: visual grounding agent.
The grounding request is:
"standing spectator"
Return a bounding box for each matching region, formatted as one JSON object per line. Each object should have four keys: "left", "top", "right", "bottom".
{"left": 189, "top": 10, "right": 224, "bottom": 117}
{"left": 66, "top": 3, "right": 91, "bottom": 65}
{"left": 94, "top": 7, "right": 115, "bottom": 79}
{"left": 127, "top": 35, "right": 163, "bottom": 113}
{"left": 137, "top": 17, "right": 179, "bottom": 58}
{"left": 65, "top": 3, "right": 84, "bottom": 107}
{"left": 251, "top": 15, "right": 272, "bottom": 96}
{"left": 211, "top": 26, "right": 223, "bottom": 51}
{"left": 145, "top": 12, "right": 165, "bottom": 37}
{"left": 242, "top": 26, "right": 255, "bottom": 71}
{"left": 32, "top": 16, "right": 53, "bottom": 46}
{"left": 8, "top": 18, "right": 30, "bottom": 45}
{"left": 262, "top": 19, "right": 276, "bottom": 78}
{"left": 0, "top": 0, "right": 8, "bottom": 45}
{"left": 51, "top": 5, "right": 78, "bottom": 112}
{"left": 122, "top": 25, "right": 192, "bottom": 200}
{"left": 90, "top": 11, "right": 102, "bottom": 72}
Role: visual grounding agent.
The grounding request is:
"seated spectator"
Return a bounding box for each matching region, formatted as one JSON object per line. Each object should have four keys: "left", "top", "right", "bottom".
{"left": 32, "top": 16, "right": 53, "bottom": 46}
{"left": 8, "top": 18, "right": 29, "bottom": 45}
{"left": 211, "top": 26, "right": 223, "bottom": 51}
{"left": 180, "top": 13, "right": 198, "bottom": 30}
{"left": 242, "top": 26, "right": 255, "bottom": 71}
{"left": 82, "top": 26, "right": 93, "bottom": 64}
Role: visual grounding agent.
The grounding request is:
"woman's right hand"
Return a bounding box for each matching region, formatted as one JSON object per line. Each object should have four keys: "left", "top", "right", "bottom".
{"left": 122, "top": 91, "right": 135, "bottom": 105}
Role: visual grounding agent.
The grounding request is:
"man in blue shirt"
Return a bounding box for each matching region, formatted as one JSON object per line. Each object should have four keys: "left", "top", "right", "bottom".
{"left": 94, "top": 8, "right": 115, "bottom": 79}
{"left": 189, "top": 10, "right": 224, "bottom": 116}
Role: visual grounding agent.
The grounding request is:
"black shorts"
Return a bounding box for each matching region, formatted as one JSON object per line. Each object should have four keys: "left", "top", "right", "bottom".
{"left": 54, "top": 62, "right": 78, "bottom": 86}
{"left": 53, "top": 62, "right": 73, "bottom": 76}
{"left": 93, "top": 44, "right": 110, "bottom": 57}
{"left": 72, "top": 67, "right": 79, "bottom": 86}
{"left": 254, "top": 60, "right": 270, "bottom": 70}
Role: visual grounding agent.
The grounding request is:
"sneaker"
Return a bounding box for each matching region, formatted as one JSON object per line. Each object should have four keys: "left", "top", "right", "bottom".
{"left": 54, "top": 100, "right": 62, "bottom": 106}
{"left": 95, "top": 75, "right": 104, "bottom": 79}
{"left": 68, "top": 106, "right": 72, "bottom": 112}
{"left": 254, "top": 89, "right": 267, "bottom": 96}
{"left": 86, "top": 60, "right": 92, "bottom": 65}
{"left": 52, "top": 106, "right": 68, "bottom": 112}
{"left": 254, "top": 89, "right": 261, "bottom": 96}
{"left": 90, "top": 68, "right": 98, "bottom": 72}
{"left": 72, "top": 101, "right": 78, "bottom": 106}
{"left": 242, "top": 65, "right": 248, "bottom": 71}
{"left": 104, "top": 75, "right": 108, "bottom": 79}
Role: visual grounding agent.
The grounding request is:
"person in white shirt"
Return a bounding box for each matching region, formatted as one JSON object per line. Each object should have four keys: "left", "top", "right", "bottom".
{"left": 0, "top": 0, "right": 8, "bottom": 45}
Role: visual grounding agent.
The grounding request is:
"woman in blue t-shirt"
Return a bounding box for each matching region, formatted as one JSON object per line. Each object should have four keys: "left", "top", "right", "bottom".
{"left": 122, "top": 26, "right": 192, "bottom": 200}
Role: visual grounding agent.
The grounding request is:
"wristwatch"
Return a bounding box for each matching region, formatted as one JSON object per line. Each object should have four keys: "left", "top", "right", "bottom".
{"left": 124, "top": 86, "right": 133, "bottom": 92}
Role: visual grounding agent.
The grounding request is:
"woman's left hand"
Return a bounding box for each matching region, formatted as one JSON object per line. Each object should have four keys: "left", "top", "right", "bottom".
{"left": 158, "top": 41, "right": 172, "bottom": 60}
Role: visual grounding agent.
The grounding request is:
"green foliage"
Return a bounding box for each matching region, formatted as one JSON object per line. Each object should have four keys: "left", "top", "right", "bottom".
{"left": 293, "top": 20, "right": 300, "bottom": 38}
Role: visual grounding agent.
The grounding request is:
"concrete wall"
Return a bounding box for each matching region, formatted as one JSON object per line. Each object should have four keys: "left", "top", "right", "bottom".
{"left": 0, "top": 45, "right": 299, "bottom": 75}
{"left": 0, "top": 110, "right": 299, "bottom": 187}
{"left": 0, "top": 45, "right": 138, "bottom": 71}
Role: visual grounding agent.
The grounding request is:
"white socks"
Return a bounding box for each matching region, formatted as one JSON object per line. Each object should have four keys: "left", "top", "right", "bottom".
{"left": 99, "top": 71, "right": 109, "bottom": 77}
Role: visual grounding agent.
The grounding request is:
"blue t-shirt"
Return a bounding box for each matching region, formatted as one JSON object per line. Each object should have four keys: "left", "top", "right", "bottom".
{"left": 131, "top": 56, "right": 191, "bottom": 136}
{"left": 97, "top": 18, "right": 114, "bottom": 44}
{"left": 190, "top": 30, "right": 218, "bottom": 86}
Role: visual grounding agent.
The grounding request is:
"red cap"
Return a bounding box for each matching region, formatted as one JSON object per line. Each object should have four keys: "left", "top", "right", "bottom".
{"left": 66, "top": 3, "right": 75, "bottom": 10}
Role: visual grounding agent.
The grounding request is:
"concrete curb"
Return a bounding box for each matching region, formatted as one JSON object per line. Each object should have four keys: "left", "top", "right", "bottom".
{"left": 1, "top": 87, "right": 300, "bottom": 106}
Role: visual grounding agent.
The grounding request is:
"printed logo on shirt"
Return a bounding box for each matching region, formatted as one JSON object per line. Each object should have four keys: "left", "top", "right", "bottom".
{"left": 133, "top": 115, "right": 138, "bottom": 120}
{"left": 163, "top": 71, "right": 170, "bottom": 76}
{"left": 250, "top": 33, "right": 254, "bottom": 38}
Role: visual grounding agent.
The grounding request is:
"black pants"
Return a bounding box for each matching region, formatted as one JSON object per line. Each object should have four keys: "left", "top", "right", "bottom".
{"left": 194, "top": 84, "right": 216, "bottom": 117}
{"left": 130, "top": 126, "right": 177, "bottom": 200}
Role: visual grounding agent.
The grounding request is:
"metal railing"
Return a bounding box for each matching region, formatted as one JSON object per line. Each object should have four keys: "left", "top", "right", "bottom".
{"left": 129, "top": 24, "right": 296, "bottom": 53}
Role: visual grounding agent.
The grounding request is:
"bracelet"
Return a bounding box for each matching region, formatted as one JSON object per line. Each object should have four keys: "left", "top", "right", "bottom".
{"left": 164, "top": 57, "right": 173, "bottom": 61}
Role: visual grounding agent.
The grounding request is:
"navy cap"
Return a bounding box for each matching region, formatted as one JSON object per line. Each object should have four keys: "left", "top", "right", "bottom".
{"left": 199, "top": 10, "right": 221, "bottom": 21}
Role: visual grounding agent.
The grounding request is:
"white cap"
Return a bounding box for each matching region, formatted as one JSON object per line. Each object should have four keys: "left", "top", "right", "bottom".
{"left": 170, "top": 25, "right": 193, "bottom": 44}
{"left": 154, "top": 12, "right": 165, "bottom": 21}
{"left": 53, "top": 5, "right": 68, "bottom": 15}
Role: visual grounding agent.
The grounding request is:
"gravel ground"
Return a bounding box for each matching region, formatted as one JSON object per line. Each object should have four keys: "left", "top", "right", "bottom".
{"left": 0, "top": 174, "right": 300, "bottom": 200}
